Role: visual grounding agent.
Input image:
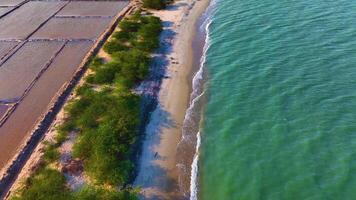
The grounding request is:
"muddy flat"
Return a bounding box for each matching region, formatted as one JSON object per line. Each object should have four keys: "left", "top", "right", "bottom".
{"left": 0, "top": 41, "right": 92, "bottom": 169}
{"left": 0, "top": 0, "right": 128, "bottom": 172}
{"left": 0, "top": 41, "right": 19, "bottom": 61}
{"left": 0, "top": 41, "right": 64, "bottom": 102}
{"left": 31, "top": 17, "right": 112, "bottom": 40}
{"left": 0, "top": 1, "right": 66, "bottom": 40}
{"left": 57, "top": 1, "right": 129, "bottom": 17}
{"left": 0, "top": 7, "right": 13, "bottom": 17}
{"left": 0, "top": 0, "right": 25, "bottom": 7}
{"left": 0, "top": 104, "right": 10, "bottom": 120}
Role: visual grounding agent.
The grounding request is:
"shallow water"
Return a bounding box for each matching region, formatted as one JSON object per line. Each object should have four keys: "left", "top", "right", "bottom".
{"left": 0, "top": 105, "right": 10, "bottom": 120}
{"left": 0, "top": 41, "right": 19, "bottom": 61}
{"left": 57, "top": 1, "right": 129, "bottom": 17}
{"left": 0, "top": 0, "right": 25, "bottom": 7}
{"left": 0, "top": 1, "right": 65, "bottom": 39}
{"left": 0, "top": 7, "right": 13, "bottom": 18}
{"left": 200, "top": 0, "right": 356, "bottom": 199}
{"left": 31, "top": 17, "right": 112, "bottom": 40}
{"left": 0, "top": 41, "right": 64, "bottom": 102}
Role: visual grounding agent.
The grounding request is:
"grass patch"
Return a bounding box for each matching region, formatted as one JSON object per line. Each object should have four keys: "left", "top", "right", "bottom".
{"left": 11, "top": 168, "right": 71, "bottom": 200}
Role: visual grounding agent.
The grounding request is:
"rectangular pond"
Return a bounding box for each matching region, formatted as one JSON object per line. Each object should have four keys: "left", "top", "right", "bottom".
{"left": 57, "top": 1, "right": 129, "bottom": 17}
{"left": 0, "top": 41, "right": 64, "bottom": 102}
{"left": 0, "top": 0, "right": 129, "bottom": 174}
{"left": 0, "top": 1, "right": 66, "bottom": 39}
{"left": 31, "top": 17, "right": 113, "bottom": 40}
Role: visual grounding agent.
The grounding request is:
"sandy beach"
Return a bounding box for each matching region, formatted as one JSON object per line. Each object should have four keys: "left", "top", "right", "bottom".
{"left": 134, "top": 0, "right": 210, "bottom": 199}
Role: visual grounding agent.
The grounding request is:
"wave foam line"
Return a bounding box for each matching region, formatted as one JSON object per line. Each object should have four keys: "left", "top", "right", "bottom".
{"left": 190, "top": 131, "right": 201, "bottom": 200}
{"left": 189, "top": 5, "right": 214, "bottom": 200}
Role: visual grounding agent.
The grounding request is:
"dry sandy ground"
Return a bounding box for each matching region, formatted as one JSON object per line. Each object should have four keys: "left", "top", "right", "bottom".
{"left": 134, "top": 0, "right": 211, "bottom": 199}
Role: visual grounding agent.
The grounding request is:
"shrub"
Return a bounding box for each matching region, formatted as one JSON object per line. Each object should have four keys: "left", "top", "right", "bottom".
{"left": 91, "top": 63, "right": 118, "bottom": 84}
{"left": 43, "top": 144, "right": 60, "bottom": 163}
{"left": 143, "top": 0, "right": 166, "bottom": 10}
{"left": 112, "top": 49, "right": 150, "bottom": 82}
{"left": 103, "top": 40, "right": 128, "bottom": 55}
{"left": 73, "top": 186, "right": 138, "bottom": 200}
{"left": 72, "top": 92, "right": 140, "bottom": 185}
{"left": 113, "top": 31, "right": 132, "bottom": 42}
{"left": 89, "top": 57, "right": 104, "bottom": 71}
{"left": 119, "top": 19, "right": 141, "bottom": 32}
{"left": 11, "top": 168, "right": 71, "bottom": 200}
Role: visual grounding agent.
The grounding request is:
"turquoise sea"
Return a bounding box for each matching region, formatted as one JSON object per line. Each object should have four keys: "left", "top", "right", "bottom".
{"left": 199, "top": 0, "right": 356, "bottom": 199}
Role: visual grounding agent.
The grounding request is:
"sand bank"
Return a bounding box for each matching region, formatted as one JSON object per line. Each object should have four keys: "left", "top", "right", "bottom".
{"left": 134, "top": 0, "right": 211, "bottom": 199}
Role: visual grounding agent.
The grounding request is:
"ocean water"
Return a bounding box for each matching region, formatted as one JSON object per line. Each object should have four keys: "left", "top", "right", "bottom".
{"left": 199, "top": 0, "right": 356, "bottom": 199}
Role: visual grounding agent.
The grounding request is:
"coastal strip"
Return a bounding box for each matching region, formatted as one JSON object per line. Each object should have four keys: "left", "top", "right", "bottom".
{"left": 133, "top": 0, "right": 211, "bottom": 199}
{"left": 3, "top": 1, "right": 166, "bottom": 199}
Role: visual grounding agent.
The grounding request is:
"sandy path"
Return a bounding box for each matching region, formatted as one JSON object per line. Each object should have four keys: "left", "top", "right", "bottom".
{"left": 134, "top": 0, "right": 211, "bottom": 199}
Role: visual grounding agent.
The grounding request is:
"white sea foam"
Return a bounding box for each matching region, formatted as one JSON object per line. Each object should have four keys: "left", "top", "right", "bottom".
{"left": 188, "top": 4, "right": 215, "bottom": 200}
{"left": 190, "top": 131, "right": 201, "bottom": 200}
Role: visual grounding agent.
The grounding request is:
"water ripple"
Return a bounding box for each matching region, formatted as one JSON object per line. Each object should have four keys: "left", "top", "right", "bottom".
{"left": 200, "top": 0, "right": 356, "bottom": 199}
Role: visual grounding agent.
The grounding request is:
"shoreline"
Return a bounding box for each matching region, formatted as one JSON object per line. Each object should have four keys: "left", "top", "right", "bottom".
{"left": 0, "top": 4, "right": 135, "bottom": 199}
{"left": 133, "top": 0, "right": 211, "bottom": 199}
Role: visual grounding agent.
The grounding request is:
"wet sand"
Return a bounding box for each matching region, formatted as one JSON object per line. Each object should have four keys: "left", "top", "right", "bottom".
{"left": 134, "top": 0, "right": 211, "bottom": 199}
{"left": 0, "top": 0, "right": 130, "bottom": 191}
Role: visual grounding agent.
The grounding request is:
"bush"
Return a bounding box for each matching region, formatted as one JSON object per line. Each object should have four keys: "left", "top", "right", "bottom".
{"left": 104, "top": 14, "right": 162, "bottom": 55}
{"left": 89, "top": 57, "right": 104, "bottom": 71}
{"left": 112, "top": 49, "right": 150, "bottom": 82}
{"left": 72, "top": 92, "right": 140, "bottom": 185}
{"left": 43, "top": 143, "right": 60, "bottom": 163}
{"left": 135, "top": 18, "right": 162, "bottom": 51}
{"left": 119, "top": 19, "right": 141, "bottom": 32}
{"left": 143, "top": 0, "right": 166, "bottom": 10}
{"left": 11, "top": 168, "right": 71, "bottom": 200}
{"left": 113, "top": 31, "right": 131, "bottom": 42}
{"left": 103, "top": 40, "right": 128, "bottom": 55}
{"left": 73, "top": 186, "right": 138, "bottom": 200}
{"left": 91, "top": 62, "right": 118, "bottom": 84}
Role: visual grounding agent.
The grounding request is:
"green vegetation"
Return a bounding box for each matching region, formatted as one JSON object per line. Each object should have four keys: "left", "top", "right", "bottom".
{"left": 73, "top": 186, "right": 138, "bottom": 200}
{"left": 11, "top": 11, "right": 162, "bottom": 200}
{"left": 69, "top": 89, "right": 140, "bottom": 185}
{"left": 143, "top": 0, "right": 168, "bottom": 10}
{"left": 42, "top": 142, "right": 60, "bottom": 163}
{"left": 11, "top": 167, "right": 137, "bottom": 200}
{"left": 12, "top": 168, "right": 71, "bottom": 200}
